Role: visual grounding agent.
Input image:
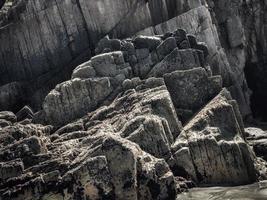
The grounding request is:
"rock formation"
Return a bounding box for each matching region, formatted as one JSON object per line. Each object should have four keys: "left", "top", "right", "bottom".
{"left": 1, "top": 0, "right": 267, "bottom": 199}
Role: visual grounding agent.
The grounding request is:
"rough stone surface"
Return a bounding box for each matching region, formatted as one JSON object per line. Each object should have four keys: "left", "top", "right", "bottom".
{"left": 0, "top": 0, "right": 202, "bottom": 111}
{"left": 43, "top": 78, "right": 113, "bottom": 126}
{"left": 172, "top": 89, "right": 257, "bottom": 185}
{"left": 148, "top": 48, "right": 202, "bottom": 78}
{"left": 0, "top": 78, "right": 182, "bottom": 200}
{"left": 1, "top": 1, "right": 267, "bottom": 199}
{"left": 164, "top": 67, "right": 222, "bottom": 122}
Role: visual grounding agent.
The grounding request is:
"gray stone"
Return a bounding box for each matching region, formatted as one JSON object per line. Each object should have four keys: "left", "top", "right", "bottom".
{"left": 0, "top": 119, "right": 11, "bottom": 128}
{"left": 91, "top": 51, "right": 132, "bottom": 79}
{"left": 133, "top": 35, "right": 162, "bottom": 51}
{"left": 245, "top": 127, "right": 267, "bottom": 162}
{"left": 164, "top": 67, "right": 222, "bottom": 111}
{"left": 95, "top": 36, "right": 110, "bottom": 54}
{"left": 245, "top": 127, "right": 267, "bottom": 140}
{"left": 72, "top": 61, "right": 96, "bottom": 79}
{"left": 148, "top": 48, "right": 201, "bottom": 77}
{"left": 132, "top": 54, "right": 153, "bottom": 78}
{"left": 173, "top": 29, "right": 187, "bottom": 44}
{"left": 43, "top": 78, "right": 113, "bottom": 125}
{"left": 16, "top": 106, "right": 34, "bottom": 122}
{"left": 0, "top": 111, "right": 16, "bottom": 123}
{"left": 172, "top": 89, "right": 257, "bottom": 185}
{"left": 0, "top": 159, "right": 24, "bottom": 181}
{"left": 178, "top": 40, "right": 190, "bottom": 49}
{"left": 156, "top": 37, "right": 177, "bottom": 60}
{"left": 187, "top": 34, "right": 197, "bottom": 47}
{"left": 226, "top": 15, "right": 245, "bottom": 48}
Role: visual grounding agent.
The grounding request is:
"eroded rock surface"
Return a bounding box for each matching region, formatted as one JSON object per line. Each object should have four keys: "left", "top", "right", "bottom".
{"left": 1, "top": 1, "right": 267, "bottom": 199}
{"left": 1, "top": 28, "right": 266, "bottom": 199}
{"left": 172, "top": 89, "right": 257, "bottom": 185}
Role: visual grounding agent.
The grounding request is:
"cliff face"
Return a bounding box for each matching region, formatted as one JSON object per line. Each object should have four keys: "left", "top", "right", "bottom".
{"left": 204, "top": 0, "right": 267, "bottom": 120}
{"left": 1, "top": 0, "right": 267, "bottom": 199}
{"left": 1, "top": 0, "right": 265, "bottom": 120}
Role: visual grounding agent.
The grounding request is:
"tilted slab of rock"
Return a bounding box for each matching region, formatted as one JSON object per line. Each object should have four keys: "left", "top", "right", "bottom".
{"left": 136, "top": 5, "right": 251, "bottom": 117}
{"left": 86, "top": 77, "right": 183, "bottom": 158}
{"left": 172, "top": 89, "right": 256, "bottom": 185}
{"left": 0, "top": 73, "right": 263, "bottom": 199}
{"left": 43, "top": 77, "right": 113, "bottom": 126}
{"left": 0, "top": 79, "right": 181, "bottom": 200}
{"left": 137, "top": 6, "right": 231, "bottom": 83}
{"left": 147, "top": 48, "right": 202, "bottom": 78}
{"left": 164, "top": 67, "right": 222, "bottom": 122}
{"left": 45, "top": 29, "right": 209, "bottom": 127}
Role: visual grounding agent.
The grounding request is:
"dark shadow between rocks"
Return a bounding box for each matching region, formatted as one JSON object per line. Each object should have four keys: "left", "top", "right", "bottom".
{"left": 244, "top": 61, "right": 267, "bottom": 121}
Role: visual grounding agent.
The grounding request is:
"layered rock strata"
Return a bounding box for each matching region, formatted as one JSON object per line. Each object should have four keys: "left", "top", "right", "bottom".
{"left": 1, "top": 0, "right": 267, "bottom": 199}
{"left": 1, "top": 0, "right": 265, "bottom": 120}
{"left": 0, "top": 29, "right": 264, "bottom": 199}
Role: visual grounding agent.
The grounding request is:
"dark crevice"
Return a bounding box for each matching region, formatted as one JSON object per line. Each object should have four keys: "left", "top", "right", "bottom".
{"left": 75, "top": 0, "right": 95, "bottom": 53}
{"left": 244, "top": 61, "right": 267, "bottom": 121}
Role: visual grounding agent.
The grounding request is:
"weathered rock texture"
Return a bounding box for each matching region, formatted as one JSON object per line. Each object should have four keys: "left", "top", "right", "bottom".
{"left": 0, "top": 0, "right": 203, "bottom": 112}
{"left": 1, "top": 0, "right": 267, "bottom": 199}
{"left": 1, "top": 0, "right": 265, "bottom": 120}
{"left": 1, "top": 27, "right": 266, "bottom": 199}
{"left": 172, "top": 89, "right": 256, "bottom": 185}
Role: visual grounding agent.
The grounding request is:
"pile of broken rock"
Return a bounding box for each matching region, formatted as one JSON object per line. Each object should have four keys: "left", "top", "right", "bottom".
{"left": 0, "top": 29, "right": 266, "bottom": 200}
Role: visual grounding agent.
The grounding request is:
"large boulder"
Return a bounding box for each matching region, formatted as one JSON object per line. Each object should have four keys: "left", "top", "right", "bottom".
{"left": 90, "top": 51, "right": 132, "bottom": 79}
{"left": 164, "top": 67, "right": 222, "bottom": 121}
{"left": 43, "top": 78, "right": 113, "bottom": 125}
{"left": 172, "top": 89, "right": 257, "bottom": 185}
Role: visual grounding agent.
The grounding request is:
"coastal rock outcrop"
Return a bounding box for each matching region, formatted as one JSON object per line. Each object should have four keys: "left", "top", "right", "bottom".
{"left": 172, "top": 89, "right": 256, "bottom": 185}
{"left": 0, "top": 0, "right": 203, "bottom": 112}
{"left": 1, "top": 27, "right": 265, "bottom": 199}
{"left": 1, "top": 0, "right": 267, "bottom": 199}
